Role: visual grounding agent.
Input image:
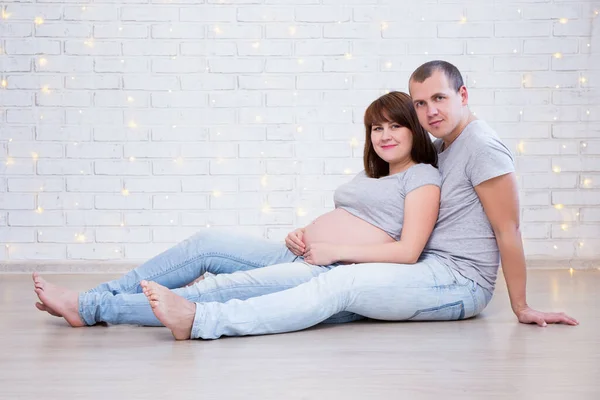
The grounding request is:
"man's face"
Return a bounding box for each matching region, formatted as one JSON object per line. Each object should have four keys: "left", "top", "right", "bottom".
{"left": 409, "top": 70, "right": 467, "bottom": 140}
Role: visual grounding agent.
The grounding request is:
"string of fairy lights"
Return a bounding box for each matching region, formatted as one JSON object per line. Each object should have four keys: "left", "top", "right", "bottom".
{"left": 0, "top": 6, "right": 598, "bottom": 265}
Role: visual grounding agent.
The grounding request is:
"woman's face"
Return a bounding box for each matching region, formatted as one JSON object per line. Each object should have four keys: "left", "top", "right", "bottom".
{"left": 370, "top": 121, "right": 413, "bottom": 167}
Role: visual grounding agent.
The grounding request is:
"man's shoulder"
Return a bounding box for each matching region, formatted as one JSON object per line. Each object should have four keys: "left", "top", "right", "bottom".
{"left": 462, "top": 120, "right": 507, "bottom": 153}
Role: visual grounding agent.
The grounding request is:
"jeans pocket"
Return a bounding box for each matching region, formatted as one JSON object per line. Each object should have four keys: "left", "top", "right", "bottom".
{"left": 408, "top": 301, "right": 465, "bottom": 321}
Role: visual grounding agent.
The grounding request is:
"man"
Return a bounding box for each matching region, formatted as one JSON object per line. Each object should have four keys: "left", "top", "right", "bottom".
{"left": 408, "top": 60, "right": 577, "bottom": 327}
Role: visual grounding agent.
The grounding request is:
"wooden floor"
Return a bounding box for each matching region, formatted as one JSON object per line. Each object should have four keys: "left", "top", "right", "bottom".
{"left": 1, "top": 270, "right": 598, "bottom": 399}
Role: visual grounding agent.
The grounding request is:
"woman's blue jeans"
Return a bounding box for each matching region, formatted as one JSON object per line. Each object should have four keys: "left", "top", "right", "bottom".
{"left": 79, "top": 229, "right": 493, "bottom": 339}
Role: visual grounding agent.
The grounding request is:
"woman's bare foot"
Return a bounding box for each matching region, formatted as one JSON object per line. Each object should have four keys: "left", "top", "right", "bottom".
{"left": 32, "top": 272, "right": 85, "bottom": 327}
{"left": 32, "top": 273, "right": 62, "bottom": 317}
{"left": 141, "top": 280, "right": 196, "bottom": 340}
{"left": 35, "top": 302, "right": 61, "bottom": 317}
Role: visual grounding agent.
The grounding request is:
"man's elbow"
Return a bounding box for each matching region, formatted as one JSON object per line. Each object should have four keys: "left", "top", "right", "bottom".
{"left": 494, "top": 222, "right": 521, "bottom": 240}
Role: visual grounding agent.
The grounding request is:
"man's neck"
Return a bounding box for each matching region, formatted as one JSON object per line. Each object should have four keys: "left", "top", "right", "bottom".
{"left": 442, "top": 112, "right": 477, "bottom": 150}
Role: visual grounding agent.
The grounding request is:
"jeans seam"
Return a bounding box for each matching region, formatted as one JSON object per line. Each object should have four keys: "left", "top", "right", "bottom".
{"left": 191, "top": 283, "right": 299, "bottom": 302}
{"left": 121, "top": 251, "right": 288, "bottom": 293}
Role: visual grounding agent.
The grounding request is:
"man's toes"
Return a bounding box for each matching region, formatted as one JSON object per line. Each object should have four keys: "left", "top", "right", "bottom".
{"left": 149, "top": 292, "right": 160, "bottom": 301}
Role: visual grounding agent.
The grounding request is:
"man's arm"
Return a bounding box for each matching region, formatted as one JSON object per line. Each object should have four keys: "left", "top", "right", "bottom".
{"left": 475, "top": 172, "right": 578, "bottom": 326}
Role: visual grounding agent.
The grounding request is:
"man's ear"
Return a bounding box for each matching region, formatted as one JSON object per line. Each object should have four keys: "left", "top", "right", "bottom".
{"left": 459, "top": 85, "right": 469, "bottom": 106}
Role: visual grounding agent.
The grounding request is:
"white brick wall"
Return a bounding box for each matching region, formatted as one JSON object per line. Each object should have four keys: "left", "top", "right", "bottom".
{"left": 1, "top": 0, "right": 599, "bottom": 267}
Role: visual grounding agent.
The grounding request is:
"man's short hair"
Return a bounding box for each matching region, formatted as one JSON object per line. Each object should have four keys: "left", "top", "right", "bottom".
{"left": 409, "top": 60, "right": 464, "bottom": 92}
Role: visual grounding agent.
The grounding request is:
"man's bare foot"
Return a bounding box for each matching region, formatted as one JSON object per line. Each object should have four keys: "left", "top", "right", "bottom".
{"left": 32, "top": 272, "right": 85, "bottom": 327}
{"left": 141, "top": 280, "right": 195, "bottom": 340}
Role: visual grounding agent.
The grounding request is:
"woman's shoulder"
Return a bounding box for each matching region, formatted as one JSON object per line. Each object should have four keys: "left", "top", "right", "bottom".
{"left": 402, "top": 163, "right": 441, "bottom": 188}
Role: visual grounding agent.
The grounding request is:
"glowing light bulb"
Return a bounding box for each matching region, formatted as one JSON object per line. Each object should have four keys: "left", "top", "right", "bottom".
{"left": 554, "top": 204, "right": 564, "bottom": 210}
{"left": 34, "top": 17, "right": 44, "bottom": 25}
{"left": 121, "top": 189, "right": 130, "bottom": 196}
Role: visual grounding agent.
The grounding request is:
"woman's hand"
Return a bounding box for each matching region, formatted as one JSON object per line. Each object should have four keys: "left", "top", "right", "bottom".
{"left": 285, "top": 228, "right": 306, "bottom": 256}
{"left": 515, "top": 306, "right": 579, "bottom": 327}
{"left": 304, "top": 243, "right": 343, "bottom": 266}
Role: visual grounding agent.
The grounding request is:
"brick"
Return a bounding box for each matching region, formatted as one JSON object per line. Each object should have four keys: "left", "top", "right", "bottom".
{"left": 95, "top": 24, "right": 148, "bottom": 39}
{"left": 151, "top": 24, "right": 204, "bottom": 39}
{"left": 208, "top": 59, "right": 264, "bottom": 73}
{"left": 9, "top": 178, "right": 64, "bottom": 192}
{"left": 210, "top": 159, "right": 265, "bottom": 175}
{"left": 8, "top": 142, "right": 63, "bottom": 158}
{"left": 552, "top": 191, "right": 600, "bottom": 206}
{"left": 438, "top": 23, "right": 493, "bottom": 38}
{"left": 181, "top": 177, "right": 238, "bottom": 193}
{"left": 522, "top": 173, "right": 578, "bottom": 189}
{"left": 67, "top": 178, "right": 121, "bottom": 193}
{"left": 266, "top": 24, "right": 321, "bottom": 39}
{"left": 8, "top": 211, "right": 64, "bottom": 226}
{"left": 152, "top": 58, "right": 208, "bottom": 73}
{"left": 239, "top": 143, "right": 293, "bottom": 158}
{"left": 495, "top": 21, "right": 551, "bottom": 37}
{"left": 38, "top": 193, "right": 94, "bottom": 210}
{"left": 5, "top": 39, "right": 60, "bottom": 55}
{"left": 67, "top": 245, "right": 124, "bottom": 260}
{"left": 94, "top": 127, "right": 150, "bottom": 142}
{"left": 295, "top": 7, "right": 351, "bottom": 22}
{"left": 64, "top": 5, "right": 118, "bottom": 21}
{"left": 0, "top": 57, "right": 31, "bottom": 73}
{"left": 153, "top": 160, "right": 209, "bottom": 175}
{"left": 66, "top": 211, "right": 121, "bottom": 226}
{"left": 180, "top": 143, "right": 237, "bottom": 158}
{"left": 36, "top": 23, "right": 91, "bottom": 38}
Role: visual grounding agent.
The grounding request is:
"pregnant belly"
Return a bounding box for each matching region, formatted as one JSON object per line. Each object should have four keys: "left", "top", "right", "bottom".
{"left": 303, "top": 208, "right": 394, "bottom": 247}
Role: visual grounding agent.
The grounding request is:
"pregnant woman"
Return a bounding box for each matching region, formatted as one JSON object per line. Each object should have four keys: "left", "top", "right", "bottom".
{"left": 33, "top": 90, "right": 443, "bottom": 337}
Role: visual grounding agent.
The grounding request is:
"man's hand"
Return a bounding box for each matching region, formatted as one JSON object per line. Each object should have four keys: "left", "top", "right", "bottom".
{"left": 515, "top": 306, "right": 579, "bottom": 327}
{"left": 285, "top": 228, "right": 306, "bottom": 256}
{"left": 304, "top": 243, "right": 342, "bottom": 266}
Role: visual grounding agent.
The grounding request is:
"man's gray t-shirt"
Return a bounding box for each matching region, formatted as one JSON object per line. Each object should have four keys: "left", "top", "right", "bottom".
{"left": 422, "top": 120, "right": 515, "bottom": 293}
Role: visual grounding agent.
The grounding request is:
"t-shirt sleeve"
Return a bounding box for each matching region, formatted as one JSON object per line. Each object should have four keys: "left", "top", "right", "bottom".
{"left": 404, "top": 164, "right": 442, "bottom": 194}
{"left": 468, "top": 139, "right": 515, "bottom": 187}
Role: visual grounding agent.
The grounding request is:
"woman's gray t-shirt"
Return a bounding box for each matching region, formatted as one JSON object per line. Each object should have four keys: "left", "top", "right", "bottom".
{"left": 422, "top": 119, "right": 515, "bottom": 293}
{"left": 334, "top": 163, "right": 441, "bottom": 241}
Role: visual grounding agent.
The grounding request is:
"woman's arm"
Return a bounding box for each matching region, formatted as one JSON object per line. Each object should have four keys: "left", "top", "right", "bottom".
{"left": 306, "top": 184, "right": 440, "bottom": 265}
{"left": 474, "top": 172, "right": 578, "bottom": 326}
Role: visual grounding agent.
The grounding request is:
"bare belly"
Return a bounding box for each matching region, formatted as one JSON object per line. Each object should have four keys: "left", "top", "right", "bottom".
{"left": 303, "top": 208, "right": 395, "bottom": 247}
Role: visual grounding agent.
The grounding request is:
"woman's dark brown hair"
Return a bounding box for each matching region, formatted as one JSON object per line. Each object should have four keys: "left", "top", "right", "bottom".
{"left": 363, "top": 91, "right": 438, "bottom": 179}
